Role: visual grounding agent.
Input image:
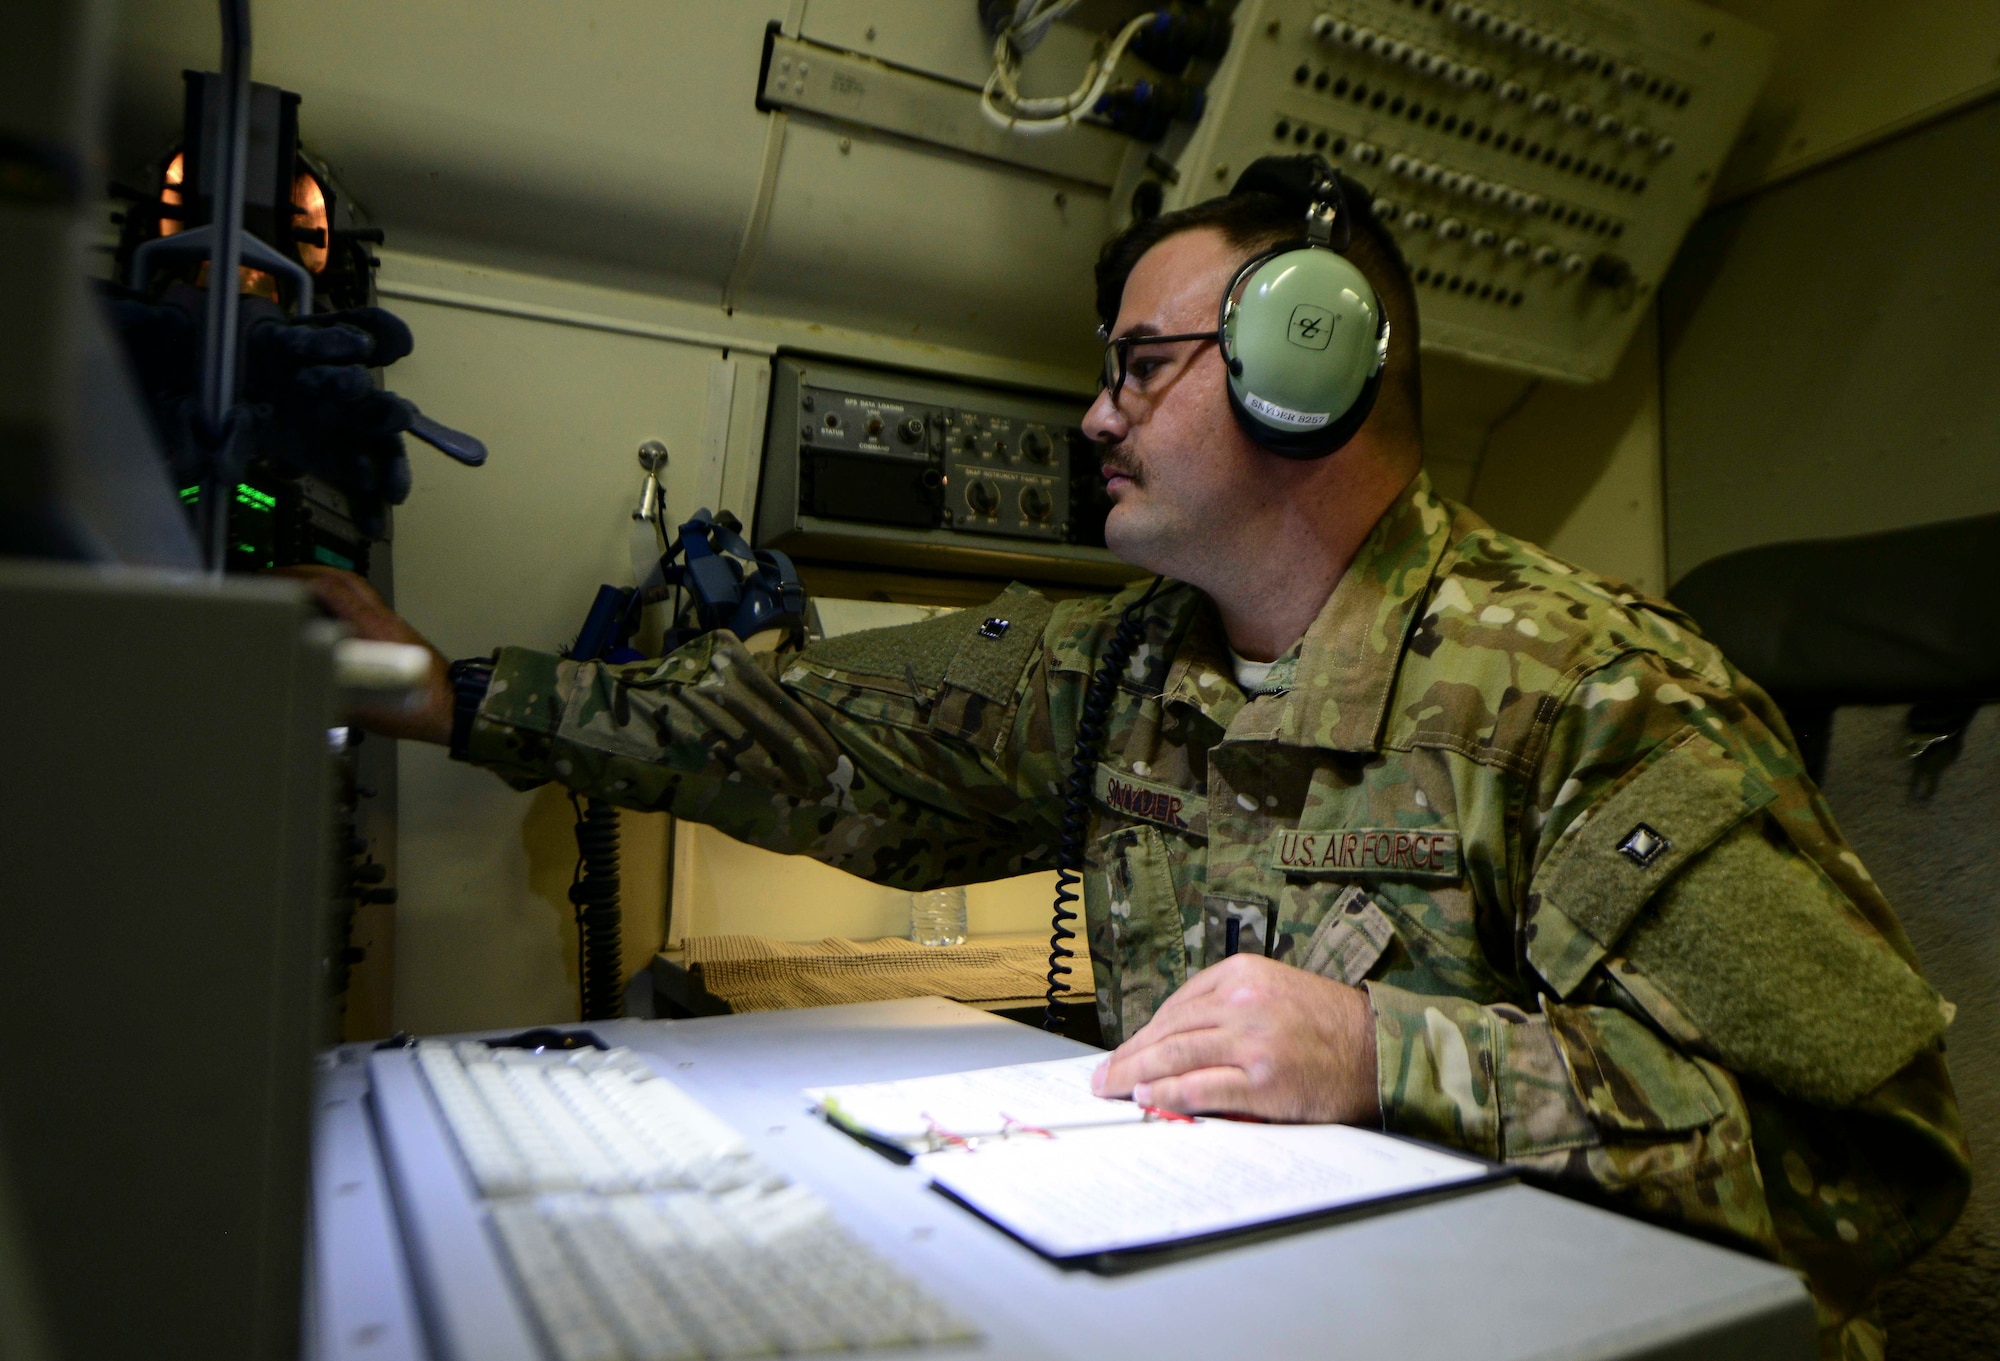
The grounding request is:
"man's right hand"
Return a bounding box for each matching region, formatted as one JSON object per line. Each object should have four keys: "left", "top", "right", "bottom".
{"left": 276, "top": 566, "right": 455, "bottom": 746}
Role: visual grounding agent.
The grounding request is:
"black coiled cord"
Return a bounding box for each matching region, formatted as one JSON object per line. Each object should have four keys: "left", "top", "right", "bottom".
{"left": 568, "top": 794, "right": 625, "bottom": 1021}
{"left": 1045, "top": 576, "right": 1166, "bottom": 1032}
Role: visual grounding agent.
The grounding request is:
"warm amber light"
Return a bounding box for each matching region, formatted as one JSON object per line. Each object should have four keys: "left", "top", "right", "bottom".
{"left": 160, "top": 152, "right": 185, "bottom": 238}
{"left": 292, "top": 169, "right": 329, "bottom": 273}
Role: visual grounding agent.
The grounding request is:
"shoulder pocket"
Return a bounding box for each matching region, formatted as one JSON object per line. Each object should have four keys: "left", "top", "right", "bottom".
{"left": 1526, "top": 728, "right": 1773, "bottom": 997}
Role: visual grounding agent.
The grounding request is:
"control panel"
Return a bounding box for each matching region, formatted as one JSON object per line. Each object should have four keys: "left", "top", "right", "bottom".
{"left": 1168, "top": 0, "right": 1772, "bottom": 381}
{"left": 755, "top": 357, "right": 1132, "bottom": 585}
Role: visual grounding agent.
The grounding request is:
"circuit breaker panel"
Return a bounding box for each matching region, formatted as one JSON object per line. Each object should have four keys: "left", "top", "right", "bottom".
{"left": 1172, "top": 0, "right": 1772, "bottom": 381}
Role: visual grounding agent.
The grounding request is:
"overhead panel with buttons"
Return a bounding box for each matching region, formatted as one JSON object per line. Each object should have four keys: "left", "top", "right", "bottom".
{"left": 1169, "top": 0, "right": 1773, "bottom": 381}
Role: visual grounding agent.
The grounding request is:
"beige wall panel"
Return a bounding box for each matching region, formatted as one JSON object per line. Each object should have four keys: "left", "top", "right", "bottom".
{"left": 111, "top": 0, "right": 783, "bottom": 296}
{"left": 1662, "top": 95, "right": 2000, "bottom": 580}
{"left": 1712, "top": 0, "right": 2000, "bottom": 197}
{"left": 1419, "top": 353, "right": 1539, "bottom": 506}
{"left": 799, "top": 0, "right": 1120, "bottom": 90}
{"left": 1465, "top": 308, "right": 1665, "bottom": 595}
{"left": 738, "top": 117, "right": 1110, "bottom": 372}
{"left": 672, "top": 824, "right": 1061, "bottom": 944}
{"left": 386, "top": 299, "right": 719, "bottom": 1033}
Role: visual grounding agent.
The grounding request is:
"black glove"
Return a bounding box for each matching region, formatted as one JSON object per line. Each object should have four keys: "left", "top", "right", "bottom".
{"left": 102, "top": 285, "right": 455, "bottom": 539}
{"left": 242, "top": 303, "right": 418, "bottom": 536}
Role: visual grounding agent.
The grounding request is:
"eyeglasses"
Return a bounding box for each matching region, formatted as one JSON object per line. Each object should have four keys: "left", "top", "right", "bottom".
{"left": 1099, "top": 330, "right": 1222, "bottom": 406}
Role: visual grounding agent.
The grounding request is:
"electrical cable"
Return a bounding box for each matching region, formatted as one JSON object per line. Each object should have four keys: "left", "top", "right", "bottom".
{"left": 982, "top": 7, "right": 1159, "bottom": 134}
{"left": 1044, "top": 575, "right": 1166, "bottom": 1031}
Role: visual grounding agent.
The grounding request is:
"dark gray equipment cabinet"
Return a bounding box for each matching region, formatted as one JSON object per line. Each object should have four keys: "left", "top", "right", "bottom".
{"left": 0, "top": 564, "right": 337, "bottom": 1361}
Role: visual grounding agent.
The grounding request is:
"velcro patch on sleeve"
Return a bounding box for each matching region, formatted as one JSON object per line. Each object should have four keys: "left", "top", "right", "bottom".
{"left": 1620, "top": 821, "right": 1950, "bottom": 1105}
{"left": 1267, "top": 827, "right": 1461, "bottom": 881}
{"left": 1093, "top": 765, "right": 1205, "bottom": 836}
{"left": 796, "top": 583, "right": 1052, "bottom": 705}
{"left": 1535, "top": 729, "right": 1775, "bottom": 955}
{"left": 798, "top": 608, "right": 963, "bottom": 691}
{"left": 942, "top": 583, "right": 1055, "bottom": 703}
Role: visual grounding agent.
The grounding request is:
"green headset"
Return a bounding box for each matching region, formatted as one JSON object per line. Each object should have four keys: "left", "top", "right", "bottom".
{"left": 1219, "top": 156, "right": 1391, "bottom": 459}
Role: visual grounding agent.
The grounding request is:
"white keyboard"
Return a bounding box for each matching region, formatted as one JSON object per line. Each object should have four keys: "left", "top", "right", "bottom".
{"left": 416, "top": 1042, "right": 977, "bottom": 1361}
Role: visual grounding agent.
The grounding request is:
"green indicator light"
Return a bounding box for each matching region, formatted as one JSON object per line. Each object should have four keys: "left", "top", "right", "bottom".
{"left": 234, "top": 484, "right": 278, "bottom": 512}
{"left": 178, "top": 486, "right": 200, "bottom": 504}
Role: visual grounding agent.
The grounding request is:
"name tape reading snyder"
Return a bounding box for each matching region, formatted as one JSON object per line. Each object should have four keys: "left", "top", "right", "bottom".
{"left": 1096, "top": 768, "right": 1203, "bottom": 834}
{"left": 1268, "top": 828, "right": 1461, "bottom": 881}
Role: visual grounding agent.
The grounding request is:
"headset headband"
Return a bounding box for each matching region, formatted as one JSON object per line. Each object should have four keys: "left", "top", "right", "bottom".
{"left": 1229, "top": 155, "right": 1372, "bottom": 251}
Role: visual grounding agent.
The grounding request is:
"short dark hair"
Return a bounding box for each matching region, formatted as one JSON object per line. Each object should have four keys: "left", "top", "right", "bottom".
{"left": 1093, "top": 183, "right": 1423, "bottom": 432}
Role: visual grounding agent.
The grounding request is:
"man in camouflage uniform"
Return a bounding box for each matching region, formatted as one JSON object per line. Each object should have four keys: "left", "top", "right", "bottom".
{"left": 306, "top": 182, "right": 1967, "bottom": 1358}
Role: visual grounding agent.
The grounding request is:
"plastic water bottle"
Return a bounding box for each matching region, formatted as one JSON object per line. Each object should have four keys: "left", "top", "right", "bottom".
{"left": 910, "top": 886, "right": 968, "bottom": 947}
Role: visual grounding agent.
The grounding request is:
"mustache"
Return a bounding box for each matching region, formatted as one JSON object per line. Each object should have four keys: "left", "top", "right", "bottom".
{"left": 1098, "top": 447, "right": 1144, "bottom": 484}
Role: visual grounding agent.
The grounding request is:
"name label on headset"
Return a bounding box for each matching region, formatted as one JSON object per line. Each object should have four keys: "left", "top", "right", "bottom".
{"left": 1242, "top": 391, "right": 1330, "bottom": 429}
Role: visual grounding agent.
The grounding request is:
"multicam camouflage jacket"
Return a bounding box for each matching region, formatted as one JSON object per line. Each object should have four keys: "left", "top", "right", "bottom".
{"left": 466, "top": 472, "right": 1968, "bottom": 1357}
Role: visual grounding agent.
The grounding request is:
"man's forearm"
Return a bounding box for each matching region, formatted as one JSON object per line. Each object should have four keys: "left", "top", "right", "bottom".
{"left": 462, "top": 635, "right": 1058, "bottom": 889}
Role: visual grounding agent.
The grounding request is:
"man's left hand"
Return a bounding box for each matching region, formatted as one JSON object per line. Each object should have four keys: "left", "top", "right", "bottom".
{"left": 1091, "top": 954, "right": 1382, "bottom": 1124}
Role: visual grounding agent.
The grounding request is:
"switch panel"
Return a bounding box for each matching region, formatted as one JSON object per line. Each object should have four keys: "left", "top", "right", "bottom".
{"left": 756, "top": 357, "right": 1132, "bottom": 586}
{"left": 1169, "top": 0, "right": 1772, "bottom": 381}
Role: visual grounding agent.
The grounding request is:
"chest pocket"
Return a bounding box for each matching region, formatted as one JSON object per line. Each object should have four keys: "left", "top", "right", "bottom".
{"left": 1085, "top": 824, "right": 1191, "bottom": 1045}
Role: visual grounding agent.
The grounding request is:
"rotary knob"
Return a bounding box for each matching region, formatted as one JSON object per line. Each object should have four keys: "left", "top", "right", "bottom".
{"left": 1020, "top": 486, "right": 1054, "bottom": 522}
{"left": 1021, "top": 430, "right": 1053, "bottom": 464}
{"left": 966, "top": 480, "right": 1000, "bottom": 517}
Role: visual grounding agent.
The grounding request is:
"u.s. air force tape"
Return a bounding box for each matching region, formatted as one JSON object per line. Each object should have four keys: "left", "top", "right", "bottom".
{"left": 1268, "top": 828, "right": 1461, "bottom": 881}
{"left": 1092, "top": 766, "right": 1205, "bottom": 837}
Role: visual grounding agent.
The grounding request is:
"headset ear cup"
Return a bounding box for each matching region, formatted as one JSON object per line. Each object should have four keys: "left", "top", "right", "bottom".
{"left": 1220, "top": 244, "right": 1389, "bottom": 459}
{"left": 1227, "top": 364, "right": 1383, "bottom": 459}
